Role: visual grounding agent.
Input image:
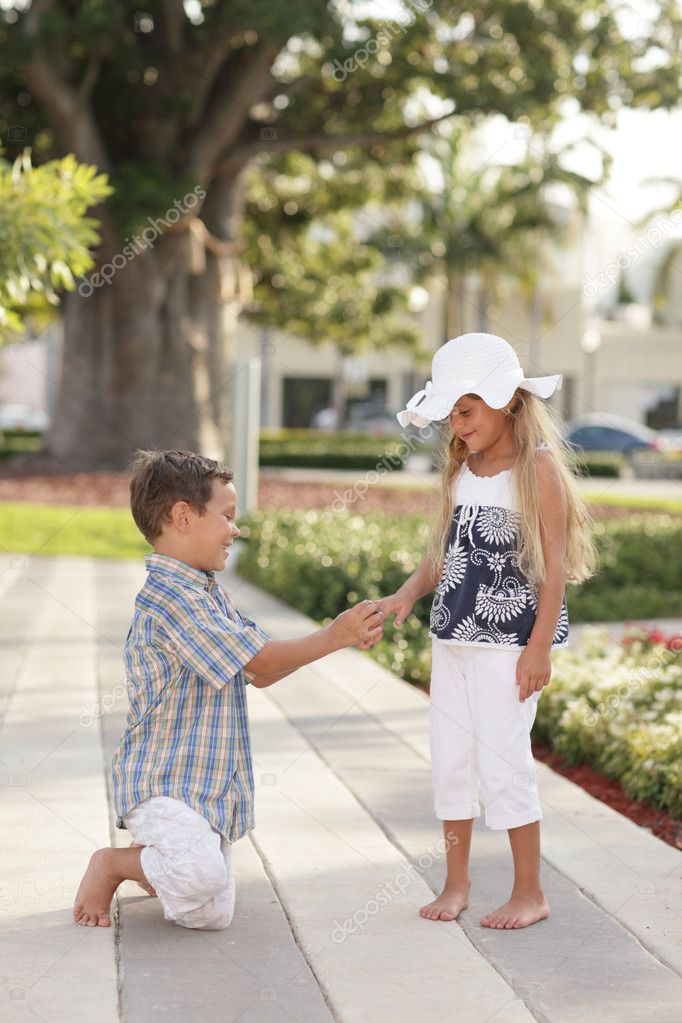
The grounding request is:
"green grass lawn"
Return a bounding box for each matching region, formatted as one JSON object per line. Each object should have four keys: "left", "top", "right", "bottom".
{"left": 0, "top": 503, "right": 149, "bottom": 559}
{"left": 580, "top": 490, "right": 682, "bottom": 514}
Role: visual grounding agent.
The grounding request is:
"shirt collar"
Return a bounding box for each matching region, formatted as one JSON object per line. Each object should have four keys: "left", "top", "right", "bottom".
{"left": 145, "top": 553, "right": 216, "bottom": 591}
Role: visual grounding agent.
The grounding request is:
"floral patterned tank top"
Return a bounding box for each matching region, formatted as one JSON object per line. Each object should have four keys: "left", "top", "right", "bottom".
{"left": 429, "top": 445, "right": 569, "bottom": 649}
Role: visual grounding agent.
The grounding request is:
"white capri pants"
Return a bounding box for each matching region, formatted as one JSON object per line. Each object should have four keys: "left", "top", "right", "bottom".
{"left": 125, "top": 796, "right": 235, "bottom": 930}
{"left": 430, "top": 641, "right": 543, "bottom": 830}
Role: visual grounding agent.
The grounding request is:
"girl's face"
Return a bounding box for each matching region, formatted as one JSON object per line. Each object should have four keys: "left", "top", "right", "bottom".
{"left": 448, "top": 393, "right": 514, "bottom": 453}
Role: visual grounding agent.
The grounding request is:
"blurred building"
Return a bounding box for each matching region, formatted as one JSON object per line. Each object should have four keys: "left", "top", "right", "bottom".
{"left": 235, "top": 209, "right": 682, "bottom": 430}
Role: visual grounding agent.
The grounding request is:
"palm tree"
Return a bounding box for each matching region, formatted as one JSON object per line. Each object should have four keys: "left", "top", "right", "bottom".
{"left": 374, "top": 127, "right": 595, "bottom": 345}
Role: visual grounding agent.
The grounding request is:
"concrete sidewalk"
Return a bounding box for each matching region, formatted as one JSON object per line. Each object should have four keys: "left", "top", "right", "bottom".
{"left": 1, "top": 554, "right": 680, "bottom": 1022}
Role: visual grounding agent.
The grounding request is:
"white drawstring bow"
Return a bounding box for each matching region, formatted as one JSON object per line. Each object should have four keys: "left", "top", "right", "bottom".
{"left": 405, "top": 379, "right": 432, "bottom": 411}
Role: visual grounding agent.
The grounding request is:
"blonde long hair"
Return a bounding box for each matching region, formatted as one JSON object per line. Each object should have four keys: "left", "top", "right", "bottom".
{"left": 427, "top": 390, "right": 599, "bottom": 587}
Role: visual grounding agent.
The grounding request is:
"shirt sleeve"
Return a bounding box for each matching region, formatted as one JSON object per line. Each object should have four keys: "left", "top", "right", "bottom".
{"left": 163, "top": 597, "right": 270, "bottom": 690}
{"left": 234, "top": 608, "right": 271, "bottom": 684}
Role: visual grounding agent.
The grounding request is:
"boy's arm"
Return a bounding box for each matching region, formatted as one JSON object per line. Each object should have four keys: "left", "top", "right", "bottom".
{"left": 375, "top": 555, "right": 439, "bottom": 626}
{"left": 245, "top": 600, "right": 384, "bottom": 688}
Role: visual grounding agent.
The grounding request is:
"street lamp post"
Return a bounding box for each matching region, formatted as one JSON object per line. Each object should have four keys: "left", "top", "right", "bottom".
{"left": 580, "top": 322, "right": 602, "bottom": 413}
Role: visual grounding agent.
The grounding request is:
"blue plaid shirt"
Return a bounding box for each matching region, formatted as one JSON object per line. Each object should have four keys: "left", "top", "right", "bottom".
{"left": 112, "top": 554, "right": 269, "bottom": 841}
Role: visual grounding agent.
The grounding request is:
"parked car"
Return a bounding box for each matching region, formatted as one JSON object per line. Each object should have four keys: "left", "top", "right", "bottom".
{"left": 343, "top": 402, "right": 402, "bottom": 435}
{"left": 0, "top": 403, "right": 50, "bottom": 432}
{"left": 659, "top": 429, "right": 682, "bottom": 455}
{"left": 564, "top": 414, "right": 662, "bottom": 455}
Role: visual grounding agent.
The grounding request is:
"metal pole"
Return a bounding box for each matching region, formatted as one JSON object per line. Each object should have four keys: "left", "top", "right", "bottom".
{"left": 230, "top": 358, "right": 261, "bottom": 513}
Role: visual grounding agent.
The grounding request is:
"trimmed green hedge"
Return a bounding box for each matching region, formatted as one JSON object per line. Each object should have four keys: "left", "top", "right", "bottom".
{"left": 0, "top": 430, "right": 42, "bottom": 460}
{"left": 259, "top": 429, "right": 409, "bottom": 471}
{"left": 572, "top": 453, "right": 623, "bottom": 478}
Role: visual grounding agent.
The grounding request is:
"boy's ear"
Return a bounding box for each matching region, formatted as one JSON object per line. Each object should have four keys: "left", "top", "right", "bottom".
{"left": 168, "top": 500, "right": 193, "bottom": 533}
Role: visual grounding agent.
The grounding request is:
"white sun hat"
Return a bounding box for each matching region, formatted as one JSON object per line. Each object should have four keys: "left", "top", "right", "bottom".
{"left": 397, "top": 332, "right": 562, "bottom": 429}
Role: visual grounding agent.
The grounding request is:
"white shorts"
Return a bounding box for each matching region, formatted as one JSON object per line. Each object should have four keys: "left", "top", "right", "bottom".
{"left": 125, "top": 796, "right": 235, "bottom": 930}
{"left": 430, "top": 641, "right": 543, "bottom": 830}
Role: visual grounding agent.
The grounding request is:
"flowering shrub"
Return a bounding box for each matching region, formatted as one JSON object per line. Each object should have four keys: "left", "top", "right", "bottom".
{"left": 534, "top": 626, "right": 681, "bottom": 817}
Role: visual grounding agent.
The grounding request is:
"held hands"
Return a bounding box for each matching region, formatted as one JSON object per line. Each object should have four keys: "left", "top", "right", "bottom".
{"left": 329, "top": 599, "right": 385, "bottom": 650}
{"left": 515, "top": 643, "right": 552, "bottom": 702}
{"left": 374, "top": 588, "right": 416, "bottom": 628}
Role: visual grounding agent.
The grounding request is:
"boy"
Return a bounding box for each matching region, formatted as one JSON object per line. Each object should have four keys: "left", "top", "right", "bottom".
{"left": 73, "top": 449, "right": 384, "bottom": 930}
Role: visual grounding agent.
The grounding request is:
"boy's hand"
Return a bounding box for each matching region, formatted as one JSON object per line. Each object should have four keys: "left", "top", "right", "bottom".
{"left": 516, "top": 642, "right": 552, "bottom": 702}
{"left": 375, "top": 589, "right": 416, "bottom": 628}
{"left": 329, "top": 600, "right": 384, "bottom": 650}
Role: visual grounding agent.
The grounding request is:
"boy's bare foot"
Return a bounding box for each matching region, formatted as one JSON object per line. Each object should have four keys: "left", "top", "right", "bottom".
{"left": 130, "top": 842, "right": 157, "bottom": 897}
{"left": 419, "top": 882, "right": 470, "bottom": 922}
{"left": 73, "top": 849, "right": 120, "bottom": 927}
{"left": 480, "top": 890, "right": 550, "bottom": 929}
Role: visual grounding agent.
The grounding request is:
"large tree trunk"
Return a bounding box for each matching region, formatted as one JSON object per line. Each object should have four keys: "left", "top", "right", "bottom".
{"left": 45, "top": 176, "right": 247, "bottom": 469}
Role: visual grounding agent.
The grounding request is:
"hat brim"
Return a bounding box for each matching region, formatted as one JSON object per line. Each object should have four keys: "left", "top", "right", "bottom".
{"left": 519, "top": 374, "right": 563, "bottom": 399}
{"left": 396, "top": 373, "right": 563, "bottom": 428}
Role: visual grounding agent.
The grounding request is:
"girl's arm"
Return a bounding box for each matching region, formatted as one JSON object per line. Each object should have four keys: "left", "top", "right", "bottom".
{"left": 517, "top": 451, "right": 568, "bottom": 699}
{"left": 376, "top": 555, "right": 440, "bottom": 627}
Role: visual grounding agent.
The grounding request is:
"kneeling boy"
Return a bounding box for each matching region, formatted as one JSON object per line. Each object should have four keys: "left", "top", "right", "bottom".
{"left": 73, "top": 449, "right": 383, "bottom": 929}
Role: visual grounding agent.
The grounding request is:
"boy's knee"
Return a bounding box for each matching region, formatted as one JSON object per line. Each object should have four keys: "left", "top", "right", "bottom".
{"left": 207, "top": 902, "right": 234, "bottom": 931}
{"left": 193, "top": 847, "right": 228, "bottom": 901}
{"left": 175, "top": 887, "right": 235, "bottom": 931}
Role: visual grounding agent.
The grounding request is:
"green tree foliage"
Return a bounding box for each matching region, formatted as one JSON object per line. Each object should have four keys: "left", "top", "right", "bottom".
{"left": 1, "top": 1, "right": 680, "bottom": 463}
{"left": 243, "top": 150, "right": 422, "bottom": 352}
{"left": 0, "top": 151, "right": 110, "bottom": 336}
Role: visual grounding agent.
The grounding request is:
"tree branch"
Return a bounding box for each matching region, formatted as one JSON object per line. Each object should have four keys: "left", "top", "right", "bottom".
{"left": 77, "top": 57, "right": 101, "bottom": 103}
{"left": 160, "top": 0, "right": 185, "bottom": 54}
{"left": 216, "top": 112, "right": 455, "bottom": 175}
{"left": 20, "top": 3, "right": 111, "bottom": 173}
{"left": 185, "top": 38, "right": 231, "bottom": 128}
{"left": 189, "top": 40, "right": 281, "bottom": 182}
{"left": 22, "top": 57, "right": 111, "bottom": 172}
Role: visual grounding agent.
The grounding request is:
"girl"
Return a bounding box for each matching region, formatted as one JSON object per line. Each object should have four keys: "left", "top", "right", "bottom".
{"left": 380, "top": 332, "right": 597, "bottom": 930}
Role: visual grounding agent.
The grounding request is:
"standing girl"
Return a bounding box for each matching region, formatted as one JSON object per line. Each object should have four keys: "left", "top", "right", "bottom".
{"left": 380, "top": 333, "right": 597, "bottom": 929}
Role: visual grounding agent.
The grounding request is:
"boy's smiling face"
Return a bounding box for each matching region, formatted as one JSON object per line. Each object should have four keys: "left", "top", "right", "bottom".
{"left": 192, "top": 479, "right": 241, "bottom": 572}
{"left": 155, "top": 479, "right": 241, "bottom": 573}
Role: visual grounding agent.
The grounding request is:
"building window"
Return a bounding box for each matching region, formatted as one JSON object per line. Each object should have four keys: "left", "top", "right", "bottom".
{"left": 282, "top": 377, "right": 332, "bottom": 429}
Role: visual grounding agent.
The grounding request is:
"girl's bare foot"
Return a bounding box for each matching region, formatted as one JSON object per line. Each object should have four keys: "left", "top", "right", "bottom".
{"left": 73, "top": 849, "right": 120, "bottom": 927}
{"left": 130, "top": 842, "right": 157, "bottom": 897}
{"left": 419, "top": 882, "right": 470, "bottom": 921}
{"left": 480, "top": 889, "right": 550, "bottom": 929}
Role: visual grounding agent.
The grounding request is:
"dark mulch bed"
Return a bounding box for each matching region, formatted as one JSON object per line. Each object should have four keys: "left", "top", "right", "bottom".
{"left": 0, "top": 468, "right": 662, "bottom": 518}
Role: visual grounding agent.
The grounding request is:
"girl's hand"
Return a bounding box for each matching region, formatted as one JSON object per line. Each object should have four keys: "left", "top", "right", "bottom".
{"left": 330, "top": 600, "right": 384, "bottom": 650}
{"left": 516, "top": 643, "right": 552, "bottom": 702}
{"left": 375, "top": 589, "right": 416, "bottom": 628}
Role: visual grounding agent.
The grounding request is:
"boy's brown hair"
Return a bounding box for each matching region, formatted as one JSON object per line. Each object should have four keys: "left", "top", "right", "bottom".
{"left": 130, "top": 449, "right": 234, "bottom": 543}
